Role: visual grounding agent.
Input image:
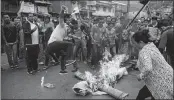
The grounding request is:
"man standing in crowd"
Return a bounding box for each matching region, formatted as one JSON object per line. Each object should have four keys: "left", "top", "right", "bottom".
{"left": 148, "top": 16, "right": 161, "bottom": 47}
{"left": 158, "top": 15, "right": 174, "bottom": 69}
{"left": 91, "top": 20, "right": 106, "bottom": 68}
{"left": 114, "top": 19, "right": 122, "bottom": 54}
{"left": 42, "top": 15, "right": 59, "bottom": 68}
{"left": 1, "top": 14, "right": 19, "bottom": 69}
{"left": 105, "top": 22, "right": 116, "bottom": 57}
{"left": 72, "top": 19, "right": 87, "bottom": 64}
{"left": 22, "top": 13, "right": 40, "bottom": 74}
{"left": 80, "top": 20, "right": 92, "bottom": 63}
{"left": 14, "top": 17, "right": 24, "bottom": 60}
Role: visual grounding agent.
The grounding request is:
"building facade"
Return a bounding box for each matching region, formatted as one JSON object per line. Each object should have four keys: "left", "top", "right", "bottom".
{"left": 1, "top": 0, "right": 21, "bottom": 19}
{"left": 75, "top": 1, "right": 127, "bottom": 18}
{"left": 92, "top": 1, "right": 115, "bottom": 17}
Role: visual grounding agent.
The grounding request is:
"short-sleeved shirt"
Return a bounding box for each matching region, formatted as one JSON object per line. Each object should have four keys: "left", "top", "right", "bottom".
{"left": 91, "top": 25, "right": 106, "bottom": 43}
{"left": 48, "top": 23, "right": 67, "bottom": 44}
{"left": 2, "top": 22, "right": 18, "bottom": 43}
{"left": 106, "top": 28, "right": 115, "bottom": 45}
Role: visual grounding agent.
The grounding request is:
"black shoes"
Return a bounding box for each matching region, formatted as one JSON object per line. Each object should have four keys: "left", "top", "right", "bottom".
{"left": 59, "top": 70, "right": 68, "bottom": 75}
{"left": 27, "top": 71, "right": 33, "bottom": 75}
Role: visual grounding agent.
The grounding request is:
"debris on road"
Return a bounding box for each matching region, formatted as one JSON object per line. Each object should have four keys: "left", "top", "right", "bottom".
{"left": 41, "top": 76, "right": 45, "bottom": 87}
{"left": 44, "top": 83, "right": 55, "bottom": 89}
{"left": 72, "top": 81, "right": 90, "bottom": 96}
{"left": 72, "top": 81, "right": 107, "bottom": 96}
{"left": 97, "top": 83, "right": 129, "bottom": 99}
{"left": 74, "top": 70, "right": 86, "bottom": 80}
{"left": 41, "top": 71, "right": 55, "bottom": 89}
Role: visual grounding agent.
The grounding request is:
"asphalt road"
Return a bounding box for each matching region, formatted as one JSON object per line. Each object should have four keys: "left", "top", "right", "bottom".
{"left": 1, "top": 54, "right": 145, "bottom": 99}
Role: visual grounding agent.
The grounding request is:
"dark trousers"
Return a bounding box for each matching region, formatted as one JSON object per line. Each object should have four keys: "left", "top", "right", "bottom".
{"left": 44, "top": 40, "right": 58, "bottom": 63}
{"left": 136, "top": 85, "right": 155, "bottom": 100}
{"left": 1, "top": 44, "right": 5, "bottom": 53}
{"left": 45, "top": 41, "right": 73, "bottom": 71}
{"left": 25, "top": 44, "right": 40, "bottom": 72}
{"left": 109, "top": 44, "right": 115, "bottom": 57}
{"left": 17, "top": 40, "right": 20, "bottom": 58}
{"left": 91, "top": 43, "right": 102, "bottom": 66}
{"left": 5, "top": 43, "right": 18, "bottom": 66}
{"left": 86, "top": 38, "right": 92, "bottom": 60}
{"left": 115, "top": 39, "right": 119, "bottom": 54}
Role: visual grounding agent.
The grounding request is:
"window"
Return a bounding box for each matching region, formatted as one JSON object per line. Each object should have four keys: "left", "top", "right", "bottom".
{"left": 4, "top": 3, "right": 9, "bottom": 10}
{"left": 103, "top": 7, "right": 106, "bottom": 12}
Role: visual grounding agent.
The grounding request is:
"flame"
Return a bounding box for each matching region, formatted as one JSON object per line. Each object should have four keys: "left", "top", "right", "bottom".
{"left": 84, "top": 49, "right": 129, "bottom": 87}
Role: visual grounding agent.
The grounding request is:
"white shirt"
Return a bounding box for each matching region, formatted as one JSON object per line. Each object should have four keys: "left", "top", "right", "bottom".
{"left": 48, "top": 23, "right": 67, "bottom": 44}
{"left": 29, "top": 21, "right": 39, "bottom": 44}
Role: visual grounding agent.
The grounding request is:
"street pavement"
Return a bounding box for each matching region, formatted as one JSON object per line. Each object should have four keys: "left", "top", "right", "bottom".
{"left": 1, "top": 53, "right": 145, "bottom": 99}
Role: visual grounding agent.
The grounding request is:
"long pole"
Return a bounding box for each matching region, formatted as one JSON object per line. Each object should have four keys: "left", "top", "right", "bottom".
{"left": 127, "top": 0, "right": 130, "bottom": 17}
{"left": 126, "top": 1, "right": 150, "bottom": 29}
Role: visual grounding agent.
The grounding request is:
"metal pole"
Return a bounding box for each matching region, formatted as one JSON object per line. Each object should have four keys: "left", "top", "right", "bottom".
{"left": 126, "top": 1, "right": 150, "bottom": 29}
{"left": 127, "top": 0, "right": 130, "bottom": 16}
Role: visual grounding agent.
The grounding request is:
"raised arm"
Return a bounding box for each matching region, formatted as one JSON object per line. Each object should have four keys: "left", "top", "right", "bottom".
{"left": 59, "top": 6, "right": 66, "bottom": 27}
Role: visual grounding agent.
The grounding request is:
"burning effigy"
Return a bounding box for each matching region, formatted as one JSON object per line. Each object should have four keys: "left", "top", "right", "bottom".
{"left": 73, "top": 48, "right": 129, "bottom": 99}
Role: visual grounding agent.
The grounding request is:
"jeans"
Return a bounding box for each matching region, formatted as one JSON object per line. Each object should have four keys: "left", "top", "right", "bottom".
{"left": 44, "top": 40, "right": 58, "bottom": 63}
{"left": 25, "top": 44, "right": 40, "bottom": 72}
{"left": 136, "top": 85, "right": 155, "bottom": 100}
{"left": 5, "top": 43, "right": 18, "bottom": 66}
{"left": 45, "top": 41, "right": 74, "bottom": 71}
{"left": 73, "top": 39, "right": 87, "bottom": 61}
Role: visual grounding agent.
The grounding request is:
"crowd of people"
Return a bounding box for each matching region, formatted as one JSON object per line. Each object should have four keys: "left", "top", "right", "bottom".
{"left": 1, "top": 5, "right": 174, "bottom": 72}
{"left": 1, "top": 5, "right": 174, "bottom": 100}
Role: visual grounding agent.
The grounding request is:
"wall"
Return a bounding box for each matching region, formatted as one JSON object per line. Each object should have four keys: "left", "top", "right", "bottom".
{"left": 1, "top": 0, "right": 20, "bottom": 14}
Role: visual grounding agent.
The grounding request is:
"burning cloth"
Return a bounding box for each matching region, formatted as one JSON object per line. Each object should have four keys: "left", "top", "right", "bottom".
{"left": 73, "top": 49, "right": 129, "bottom": 99}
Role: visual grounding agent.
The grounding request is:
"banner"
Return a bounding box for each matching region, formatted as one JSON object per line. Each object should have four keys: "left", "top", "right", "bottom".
{"left": 37, "top": 6, "right": 49, "bottom": 14}
{"left": 18, "top": 1, "right": 35, "bottom": 15}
